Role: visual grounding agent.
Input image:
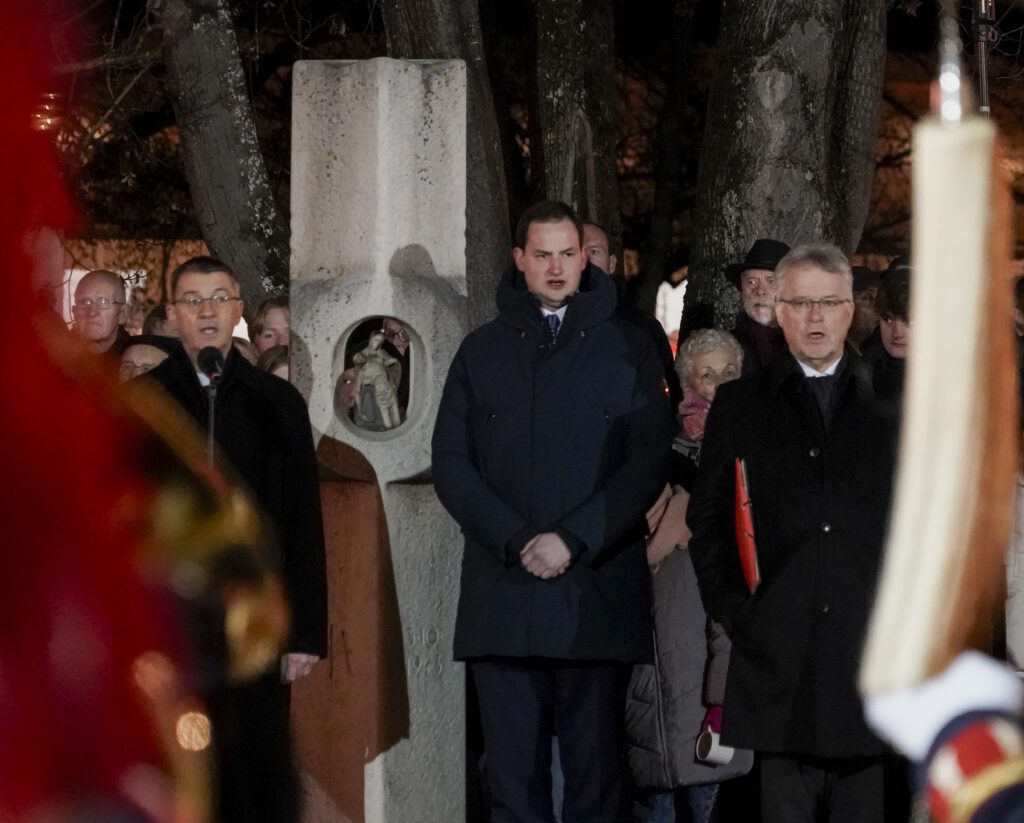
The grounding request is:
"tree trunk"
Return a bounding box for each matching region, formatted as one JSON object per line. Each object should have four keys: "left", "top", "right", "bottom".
{"left": 688, "top": 0, "right": 887, "bottom": 326}
{"left": 534, "top": 0, "right": 621, "bottom": 250}
{"left": 631, "top": 1, "right": 696, "bottom": 315}
{"left": 380, "top": 0, "right": 512, "bottom": 331}
{"left": 148, "top": 0, "right": 289, "bottom": 311}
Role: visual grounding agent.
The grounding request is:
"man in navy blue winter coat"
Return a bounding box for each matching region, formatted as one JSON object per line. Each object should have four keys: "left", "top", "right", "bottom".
{"left": 432, "top": 201, "right": 673, "bottom": 822}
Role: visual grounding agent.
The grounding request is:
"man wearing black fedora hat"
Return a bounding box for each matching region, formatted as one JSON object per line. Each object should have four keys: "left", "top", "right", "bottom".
{"left": 725, "top": 238, "right": 791, "bottom": 375}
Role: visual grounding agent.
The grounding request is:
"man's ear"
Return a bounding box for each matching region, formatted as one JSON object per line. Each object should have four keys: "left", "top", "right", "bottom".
{"left": 608, "top": 254, "right": 618, "bottom": 276}
{"left": 512, "top": 246, "right": 525, "bottom": 272}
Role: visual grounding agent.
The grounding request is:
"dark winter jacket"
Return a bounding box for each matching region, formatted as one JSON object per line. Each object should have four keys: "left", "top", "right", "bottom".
{"left": 147, "top": 344, "right": 328, "bottom": 657}
{"left": 432, "top": 264, "right": 673, "bottom": 663}
{"left": 863, "top": 344, "right": 906, "bottom": 415}
{"left": 687, "top": 353, "right": 898, "bottom": 758}
{"left": 731, "top": 312, "right": 786, "bottom": 376}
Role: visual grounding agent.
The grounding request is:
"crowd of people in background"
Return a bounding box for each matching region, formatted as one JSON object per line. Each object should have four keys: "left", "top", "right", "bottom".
{"left": 62, "top": 200, "right": 1024, "bottom": 823}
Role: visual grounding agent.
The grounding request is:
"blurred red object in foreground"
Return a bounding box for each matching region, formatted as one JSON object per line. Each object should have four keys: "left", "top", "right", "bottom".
{"left": 0, "top": 2, "right": 178, "bottom": 817}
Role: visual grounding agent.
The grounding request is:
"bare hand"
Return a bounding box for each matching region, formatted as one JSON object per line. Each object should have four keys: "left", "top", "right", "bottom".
{"left": 280, "top": 652, "right": 320, "bottom": 683}
{"left": 646, "top": 486, "right": 692, "bottom": 567}
{"left": 520, "top": 532, "right": 572, "bottom": 579}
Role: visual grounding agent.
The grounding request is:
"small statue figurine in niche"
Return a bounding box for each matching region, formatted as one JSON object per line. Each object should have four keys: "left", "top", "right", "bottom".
{"left": 352, "top": 330, "right": 402, "bottom": 430}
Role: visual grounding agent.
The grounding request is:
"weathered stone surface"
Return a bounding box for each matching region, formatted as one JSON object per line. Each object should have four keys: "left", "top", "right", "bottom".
{"left": 291, "top": 58, "right": 467, "bottom": 293}
{"left": 289, "top": 57, "right": 468, "bottom": 823}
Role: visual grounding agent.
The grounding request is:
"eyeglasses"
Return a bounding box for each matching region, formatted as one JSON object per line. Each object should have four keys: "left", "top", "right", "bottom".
{"left": 777, "top": 298, "right": 852, "bottom": 314}
{"left": 172, "top": 294, "right": 241, "bottom": 313}
{"left": 73, "top": 297, "right": 124, "bottom": 311}
{"left": 119, "top": 360, "right": 160, "bottom": 377}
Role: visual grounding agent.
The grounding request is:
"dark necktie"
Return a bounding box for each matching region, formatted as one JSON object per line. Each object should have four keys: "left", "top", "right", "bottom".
{"left": 545, "top": 313, "right": 561, "bottom": 342}
{"left": 807, "top": 374, "right": 838, "bottom": 424}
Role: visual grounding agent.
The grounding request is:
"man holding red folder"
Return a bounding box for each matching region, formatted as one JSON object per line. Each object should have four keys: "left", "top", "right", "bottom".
{"left": 687, "top": 242, "right": 900, "bottom": 823}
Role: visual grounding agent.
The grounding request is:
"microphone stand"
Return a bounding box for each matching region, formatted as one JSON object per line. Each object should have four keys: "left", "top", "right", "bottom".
{"left": 207, "top": 378, "right": 217, "bottom": 467}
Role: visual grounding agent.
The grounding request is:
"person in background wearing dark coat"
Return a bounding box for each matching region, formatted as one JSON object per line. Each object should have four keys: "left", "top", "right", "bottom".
{"left": 432, "top": 201, "right": 673, "bottom": 823}
{"left": 724, "top": 239, "right": 791, "bottom": 375}
{"left": 864, "top": 262, "right": 911, "bottom": 411}
{"left": 687, "top": 242, "right": 900, "bottom": 823}
{"left": 147, "top": 256, "right": 328, "bottom": 823}
{"left": 848, "top": 265, "right": 881, "bottom": 348}
{"left": 71, "top": 269, "right": 133, "bottom": 357}
{"left": 583, "top": 219, "right": 683, "bottom": 411}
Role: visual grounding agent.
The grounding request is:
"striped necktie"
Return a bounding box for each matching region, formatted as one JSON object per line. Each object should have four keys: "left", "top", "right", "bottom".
{"left": 544, "top": 313, "right": 561, "bottom": 342}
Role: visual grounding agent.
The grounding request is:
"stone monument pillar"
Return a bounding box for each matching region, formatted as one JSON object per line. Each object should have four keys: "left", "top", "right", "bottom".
{"left": 288, "top": 58, "right": 467, "bottom": 823}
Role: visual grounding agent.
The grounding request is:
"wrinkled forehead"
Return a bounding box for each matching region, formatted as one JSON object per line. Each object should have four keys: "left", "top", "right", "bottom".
{"left": 692, "top": 346, "right": 739, "bottom": 368}
{"left": 75, "top": 273, "right": 123, "bottom": 298}
{"left": 173, "top": 269, "right": 240, "bottom": 297}
{"left": 779, "top": 264, "right": 852, "bottom": 297}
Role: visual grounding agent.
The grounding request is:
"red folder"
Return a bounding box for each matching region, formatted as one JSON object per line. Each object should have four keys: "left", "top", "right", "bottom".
{"left": 734, "top": 458, "right": 760, "bottom": 594}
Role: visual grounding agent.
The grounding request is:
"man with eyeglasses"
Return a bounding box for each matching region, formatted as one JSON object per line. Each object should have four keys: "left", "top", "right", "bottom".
{"left": 146, "top": 255, "right": 327, "bottom": 823}
{"left": 687, "top": 243, "right": 901, "bottom": 822}
{"left": 71, "top": 269, "right": 132, "bottom": 356}
{"left": 118, "top": 334, "right": 175, "bottom": 383}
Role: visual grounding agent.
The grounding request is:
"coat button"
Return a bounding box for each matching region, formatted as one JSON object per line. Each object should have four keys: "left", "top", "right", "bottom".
{"left": 809, "top": 448, "right": 820, "bottom": 458}
{"left": 820, "top": 603, "right": 830, "bottom": 614}
{"left": 821, "top": 522, "right": 831, "bottom": 533}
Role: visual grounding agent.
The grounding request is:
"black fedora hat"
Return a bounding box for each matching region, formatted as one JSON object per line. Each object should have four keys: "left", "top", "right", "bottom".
{"left": 724, "top": 239, "right": 791, "bottom": 289}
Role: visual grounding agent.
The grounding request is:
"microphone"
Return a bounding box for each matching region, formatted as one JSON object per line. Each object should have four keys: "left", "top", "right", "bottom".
{"left": 197, "top": 346, "right": 225, "bottom": 383}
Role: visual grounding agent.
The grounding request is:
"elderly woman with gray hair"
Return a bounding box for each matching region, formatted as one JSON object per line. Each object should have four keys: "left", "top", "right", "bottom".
{"left": 627, "top": 327, "right": 752, "bottom": 823}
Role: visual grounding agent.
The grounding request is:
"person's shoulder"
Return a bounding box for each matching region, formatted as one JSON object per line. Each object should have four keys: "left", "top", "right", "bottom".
{"left": 717, "top": 361, "right": 774, "bottom": 408}
{"left": 613, "top": 304, "right": 670, "bottom": 346}
{"left": 605, "top": 310, "right": 662, "bottom": 349}
{"left": 456, "top": 316, "right": 519, "bottom": 358}
{"left": 242, "top": 360, "right": 307, "bottom": 406}
{"left": 144, "top": 348, "right": 187, "bottom": 390}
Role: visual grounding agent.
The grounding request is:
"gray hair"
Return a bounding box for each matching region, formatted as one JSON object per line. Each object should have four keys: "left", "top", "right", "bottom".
{"left": 675, "top": 328, "right": 744, "bottom": 390}
{"left": 775, "top": 242, "right": 852, "bottom": 293}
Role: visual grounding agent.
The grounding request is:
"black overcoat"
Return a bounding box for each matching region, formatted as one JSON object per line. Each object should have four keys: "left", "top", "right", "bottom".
{"left": 148, "top": 345, "right": 328, "bottom": 657}
{"left": 686, "top": 353, "right": 897, "bottom": 758}
{"left": 432, "top": 265, "right": 673, "bottom": 663}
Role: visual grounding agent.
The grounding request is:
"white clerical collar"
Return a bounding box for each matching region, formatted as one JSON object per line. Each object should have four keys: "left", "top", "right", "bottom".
{"left": 540, "top": 306, "right": 567, "bottom": 322}
{"left": 796, "top": 355, "right": 842, "bottom": 378}
{"left": 196, "top": 371, "right": 212, "bottom": 387}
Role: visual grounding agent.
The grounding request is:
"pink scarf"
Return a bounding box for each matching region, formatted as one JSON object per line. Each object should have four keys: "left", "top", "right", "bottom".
{"left": 679, "top": 390, "right": 713, "bottom": 441}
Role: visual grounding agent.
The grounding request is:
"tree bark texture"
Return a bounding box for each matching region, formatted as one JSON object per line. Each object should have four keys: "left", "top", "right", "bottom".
{"left": 380, "top": 0, "right": 511, "bottom": 331}
{"left": 688, "top": 0, "right": 887, "bottom": 326}
{"left": 149, "top": 0, "right": 290, "bottom": 310}
{"left": 534, "top": 0, "right": 621, "bottom": 253}
{"left": 631, "top": 1, "right": 695, "bottom": 315}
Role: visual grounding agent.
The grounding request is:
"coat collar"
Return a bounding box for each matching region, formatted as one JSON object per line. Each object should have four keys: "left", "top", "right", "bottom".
{"left": 766, "top": 348, "right": 874, "bottom": 408}
{"left": 767, "top": 350, "right": 853, "bottom": 396}
{"left": 495, "top": 261, "right": 617, "bottom": 340}
{"left": 164, "top": 343, "right": 255, "bottom": 401}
